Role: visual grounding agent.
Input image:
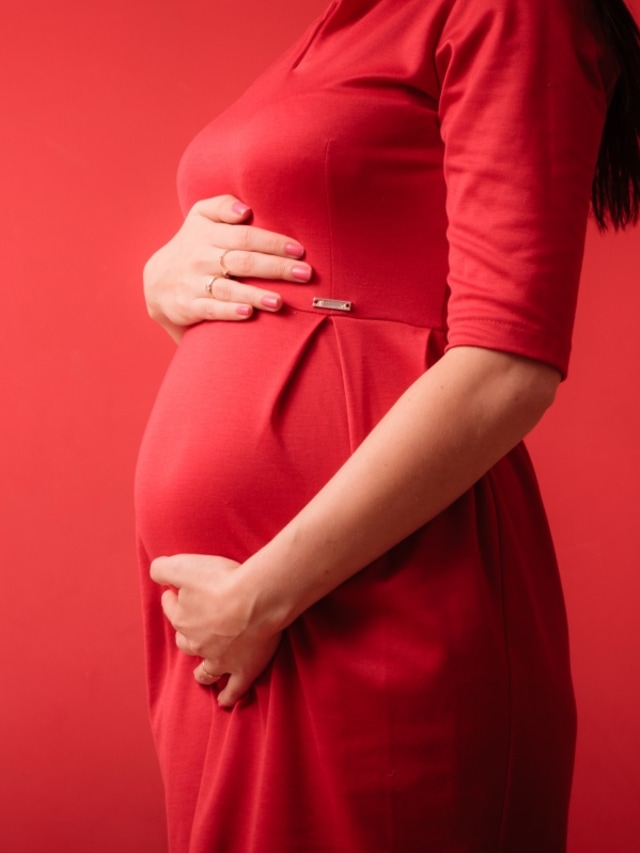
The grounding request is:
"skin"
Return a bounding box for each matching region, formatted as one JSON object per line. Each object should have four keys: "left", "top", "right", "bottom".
{"left": 143, "top": 195, "right": 313, "bottom": 343}
{"left": 146, "top": 195, "right": 561, "bottom": 708}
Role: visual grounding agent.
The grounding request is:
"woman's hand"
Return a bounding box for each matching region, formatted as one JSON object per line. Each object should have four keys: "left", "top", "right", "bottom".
{"left": 150, "top": 553, "right": 282, "bottom": 707}
{"left": 143, "top": 194, "right": 313, "bottom": 342}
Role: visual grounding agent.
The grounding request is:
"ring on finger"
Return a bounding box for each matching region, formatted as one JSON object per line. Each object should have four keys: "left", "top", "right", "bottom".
{"left": 205, "top": 275, "right": 223, "bottom": 297}
{"left": 218, "top": 250, "right": 233, "bottom": 279}
{"left": 200, "top": 661, "right": 221, "bottom": 680}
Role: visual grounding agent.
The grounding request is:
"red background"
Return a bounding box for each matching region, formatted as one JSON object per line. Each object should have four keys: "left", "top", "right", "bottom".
{"left": 1, "top": 1, "right": 638, "bottom": 850}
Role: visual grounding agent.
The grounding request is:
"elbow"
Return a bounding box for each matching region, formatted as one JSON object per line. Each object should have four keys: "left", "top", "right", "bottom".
{"left": 438, "top": 346, "right": 562, "bottom": 438}
{"left": 510, "top": 358, "right": 561, "bottom": 427}
{"left": 460, "top": 346, "right": 561, "bottom": 427}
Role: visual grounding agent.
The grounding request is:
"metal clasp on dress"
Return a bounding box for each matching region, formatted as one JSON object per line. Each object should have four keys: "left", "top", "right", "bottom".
{"left": 312, "top": 297, "right": 353, "bottom": 312}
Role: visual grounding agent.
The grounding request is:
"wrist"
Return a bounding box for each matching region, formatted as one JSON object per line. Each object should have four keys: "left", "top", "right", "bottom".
{"left": 239, "top": 549, "right": 298, "bottom": 637}
{"left": 239, "top": 511, "right": 352, "bottom": 634}
{"left": 241, "top": 523, "right": 328, "bottom": 634}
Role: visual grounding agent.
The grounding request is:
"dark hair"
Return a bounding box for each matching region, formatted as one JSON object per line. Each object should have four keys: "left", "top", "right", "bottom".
{"left": 591, "top": 0, "right": 640, "bottom": 230}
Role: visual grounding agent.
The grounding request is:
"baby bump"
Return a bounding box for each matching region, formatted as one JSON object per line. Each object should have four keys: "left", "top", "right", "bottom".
{"left": 135, "top": 311, "right": 353, "bottom": 561}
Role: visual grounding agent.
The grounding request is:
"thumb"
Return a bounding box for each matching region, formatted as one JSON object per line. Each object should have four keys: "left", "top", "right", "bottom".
{"left": 149, "top": 554, "right": 187, "bottom": 588}
{"left": 149, "top": 555, "right": 178, "bottom": 586}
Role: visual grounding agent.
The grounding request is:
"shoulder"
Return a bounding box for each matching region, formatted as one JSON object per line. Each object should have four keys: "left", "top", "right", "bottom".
{"left": 435, "top": 0, "right": 605, "bottom": 50}
{"left": 435, "top": 0, "right": 613, "bottom": 96}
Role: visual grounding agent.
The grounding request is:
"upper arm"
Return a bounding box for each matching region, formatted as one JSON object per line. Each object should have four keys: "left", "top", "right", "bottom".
{"left": 436, "top": 0, "right": 614, "bottom": 378}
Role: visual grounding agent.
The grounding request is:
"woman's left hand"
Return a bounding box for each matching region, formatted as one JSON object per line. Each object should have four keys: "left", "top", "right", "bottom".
{"left": 150, "top": 554, "right": 281, "bottom": 708}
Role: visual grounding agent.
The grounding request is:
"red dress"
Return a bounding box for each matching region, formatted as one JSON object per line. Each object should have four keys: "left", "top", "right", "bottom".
{"left": 135, "top": 1, "right": 613, "bottom": 850}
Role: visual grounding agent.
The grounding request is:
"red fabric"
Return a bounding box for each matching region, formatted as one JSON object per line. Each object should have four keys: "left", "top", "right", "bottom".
{"left": 135, "top": 1, "right": 613, "bottom": 850}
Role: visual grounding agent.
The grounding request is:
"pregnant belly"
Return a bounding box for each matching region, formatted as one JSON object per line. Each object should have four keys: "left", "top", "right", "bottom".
{"left": 134, "top": 311, "right": 353, "bottom": 561}
{"left": 135, "top": 309, "right": 436, "bottom": 561}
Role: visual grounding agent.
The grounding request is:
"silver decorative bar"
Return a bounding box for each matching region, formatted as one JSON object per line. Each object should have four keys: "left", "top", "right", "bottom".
{"left": 312, "top": 297, "right": 353, "bottom": 312}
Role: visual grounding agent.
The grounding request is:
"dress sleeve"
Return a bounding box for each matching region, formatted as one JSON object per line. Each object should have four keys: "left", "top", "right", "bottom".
{"left": 436, "top": 0, "right": 614, "bottom": 377}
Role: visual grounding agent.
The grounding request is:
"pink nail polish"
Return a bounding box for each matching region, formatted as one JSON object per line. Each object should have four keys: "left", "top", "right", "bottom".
{"left": 261, "top": 295, "right": 281, "bottom": 309}
{"left": 285, "top": 242, "right": 305, "bottom": 259}
{"left": 232, "top": 202, "right": 251, "bottom": 215}
{"left": 292, "top": 265, "right": 312, "bottom": 283}
{"left": 236, "top": 305, "right": 252, "bottom": 316}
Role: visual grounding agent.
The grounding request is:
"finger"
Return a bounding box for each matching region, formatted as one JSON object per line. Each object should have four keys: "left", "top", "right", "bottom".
{"left": 175, "top": 631, "right": 200, "bottom": 656}
{"left": 194, "top": 297, "right": 255, "bottom": 321}
{"left": 207, "top": 222, "right": 306, "bottom": 261}
{"left": 191, "top": 197, "right": 305, "bottom": 259}
{"left": 159, "top": 589, "right": 180, "bottom": 625}
{"left": 199, "top": 277, "right": 287, "bottom": 313}
{"left": 190, "top": 195, "right": 253, "bottom": 224}
{"left": 216, "top": 673, "right": 252, "bottom": 708}
{"left": 215, "top": 248, "right": 312, "bottom": 283}
{"left": 194, "top": 660, "right": 224, "bottom": 686}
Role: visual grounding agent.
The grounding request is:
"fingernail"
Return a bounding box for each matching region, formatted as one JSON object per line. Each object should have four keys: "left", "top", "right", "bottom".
{"left": 261, "top": 295, "right": 281, "bottom": 309}
{"left": 232, "top": 202, "right": 251, "bottom": 215}
{"left": 292, "top": 264, "right": 312, "bottom": 282}
{"left": 285, "top": 242, "right": 305, "bottom": 258}
{"left": 236, "top": 305, "right": 252, "bottom": 316}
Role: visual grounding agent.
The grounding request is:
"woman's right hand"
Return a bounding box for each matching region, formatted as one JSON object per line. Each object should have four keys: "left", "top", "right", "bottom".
{"left": 143, "top": 194, "right": 313, "bottom": 342}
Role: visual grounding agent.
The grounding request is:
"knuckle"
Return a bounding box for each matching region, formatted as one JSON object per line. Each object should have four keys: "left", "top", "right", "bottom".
{"left": 233, "top": 252, "right": 257, "bottom": 276}
{"left": 276, "top": 259, "right": 291, "bottom": 279}
{"left": 265, "top": 234, "right": 283, "bottom": 255}
{"left": 175, "top": 294, "right": 190, "bottom": 313}
{"left": 182, "top": 634, "right": 201, "bottom": 656}
{"left": 236, "top": 224, "right": 253, "bottom": 249}
{"left": 142, "top": 256, "right": 155, "bottom": 286}
{"left": 214, "top": 277, "right": 235, "bottom": 301}
{"left": 175, "top": 632, "right": 188, "bottom": 652}
{"left": 202, "top": 300, "right": 220, "bottom": 320}
{"left": 189, "top": 195, "right": 229, "bottom": 221}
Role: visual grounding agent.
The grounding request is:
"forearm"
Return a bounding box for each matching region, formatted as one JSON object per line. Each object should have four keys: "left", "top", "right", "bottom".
{"left": 243, "top": 345, "right": 560, "bottom": 632}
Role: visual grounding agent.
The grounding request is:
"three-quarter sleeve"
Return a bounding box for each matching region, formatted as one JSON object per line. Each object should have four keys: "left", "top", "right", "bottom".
{"left": 437, "top": 0, "right": 614, "bottom": 377}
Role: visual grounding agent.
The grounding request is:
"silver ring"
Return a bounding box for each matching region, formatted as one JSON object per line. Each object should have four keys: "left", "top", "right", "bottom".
{"left": 200, "top": 661, "right": 221, "bottom": 680}
{"left": 218, "top": 250, "right": 233, "bottom": 278}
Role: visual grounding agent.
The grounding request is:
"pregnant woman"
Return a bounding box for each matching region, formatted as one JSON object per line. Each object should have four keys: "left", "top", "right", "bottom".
{"left": 135, "top": 1, "right": 640, "bottom": 851}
